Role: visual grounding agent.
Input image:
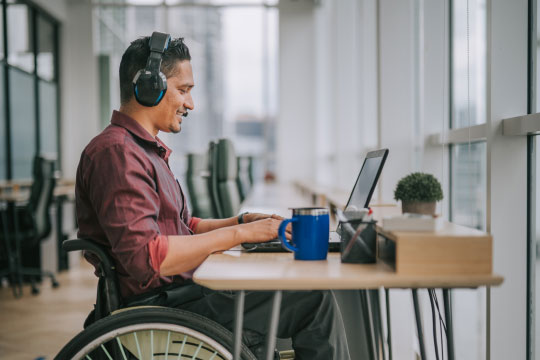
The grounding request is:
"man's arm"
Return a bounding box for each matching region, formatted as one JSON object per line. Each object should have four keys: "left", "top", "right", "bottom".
{"left": 192, "top": 213, "right": 283, "bottom": 234}
{"left": 160, "top": 217, "right": 284, "bottom": 276}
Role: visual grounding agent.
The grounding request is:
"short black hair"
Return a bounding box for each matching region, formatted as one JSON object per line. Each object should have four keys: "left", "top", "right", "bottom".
{"left": 119, "top": 36, "right": 191, "bottom": 104}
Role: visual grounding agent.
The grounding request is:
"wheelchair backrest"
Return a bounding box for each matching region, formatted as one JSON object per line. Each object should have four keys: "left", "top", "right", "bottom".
{"left": 62, "top": 239, "right": 122, "bottom": 319}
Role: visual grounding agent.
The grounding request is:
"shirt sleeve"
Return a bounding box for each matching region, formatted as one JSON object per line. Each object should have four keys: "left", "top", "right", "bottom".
{"left": 81, "top": 143, "right": 167, "bottom": 289}
{"left": 188, "top": 217, "right": 202, "bottom": 232}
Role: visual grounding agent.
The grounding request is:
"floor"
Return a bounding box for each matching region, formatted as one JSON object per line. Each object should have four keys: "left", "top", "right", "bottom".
{"left": 0, "top": 260, "right": 98, "bottom": 360}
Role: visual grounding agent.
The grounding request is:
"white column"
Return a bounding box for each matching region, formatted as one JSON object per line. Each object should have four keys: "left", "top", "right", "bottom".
{"left": 60, "top": 1, "right": 100, "bottom": 179}
{"left": 276, "top": 1, "right": 316, "bottom": 183}
{"left": 487, "top": 0, "right": 528, "bottom": 358}
{"left": 378, "top": 0, "right": 417, "bottom": 202}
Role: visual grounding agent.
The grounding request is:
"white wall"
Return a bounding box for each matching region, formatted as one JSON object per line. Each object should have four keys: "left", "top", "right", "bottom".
{"left": 276, "top": 1, "right": 316, "bottom": 183}
{"left": 488, "top": 0, "right": 528, "bottom": 357}
{"left": 60, "top": 1, "right": 101, "bottom": 178}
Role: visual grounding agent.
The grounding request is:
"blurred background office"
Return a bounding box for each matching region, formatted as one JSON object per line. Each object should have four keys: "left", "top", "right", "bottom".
{"left": 0, "top": 0, "right": 536, "bottom": 359}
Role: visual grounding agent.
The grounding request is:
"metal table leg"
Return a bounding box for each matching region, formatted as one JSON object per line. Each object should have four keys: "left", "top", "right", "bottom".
{"left": 443, "top": 289, "right": 455, "bottom": 360}
{"left": 360, "top": 290, "right": 377, "bottom": 360}
{"left": 412, "top": 289, "right": 427, "bottom": 360}
{"left": 233, "top": 290, "right": 246, "bottom": 359}
{"left": 385, "top": 288, "right": 393, "bottom": 360}
{"left": 265, "top": 290, "right": 282, "bottom": 360}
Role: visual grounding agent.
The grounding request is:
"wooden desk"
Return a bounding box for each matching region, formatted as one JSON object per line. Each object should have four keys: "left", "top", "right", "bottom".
{"left": 193, "top": 252, "right": 503, "bottom": 291}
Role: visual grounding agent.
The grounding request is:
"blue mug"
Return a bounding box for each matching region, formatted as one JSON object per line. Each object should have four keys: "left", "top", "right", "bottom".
{"left": 278, "top": 207, "right": 330, "bottom": 260}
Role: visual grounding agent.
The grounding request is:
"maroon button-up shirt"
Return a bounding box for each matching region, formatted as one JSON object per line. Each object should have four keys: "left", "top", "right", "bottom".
{"left": 76, "top": 110, "right": 201, "bottom": 299}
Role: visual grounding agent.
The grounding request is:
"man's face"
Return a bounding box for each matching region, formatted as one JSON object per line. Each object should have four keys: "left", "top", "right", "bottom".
{"left": 153, "top": 60, "right": 195, "bottom": 134}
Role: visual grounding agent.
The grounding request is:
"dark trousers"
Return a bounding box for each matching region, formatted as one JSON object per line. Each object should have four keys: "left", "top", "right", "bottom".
{"left": 126, "top": 282, "right": 351, "bottom": 360}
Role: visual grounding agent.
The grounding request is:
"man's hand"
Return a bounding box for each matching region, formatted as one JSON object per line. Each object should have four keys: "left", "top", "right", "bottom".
{"left": 243, "top": 212, "right": 284, "bottom": 223}
{"left": 235, "top": 218, "right": 292, "bottom": 244}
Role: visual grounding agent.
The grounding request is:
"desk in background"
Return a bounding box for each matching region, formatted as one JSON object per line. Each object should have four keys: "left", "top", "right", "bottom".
{"left": 0, "top": 180, "right": 76, "bottom": 275}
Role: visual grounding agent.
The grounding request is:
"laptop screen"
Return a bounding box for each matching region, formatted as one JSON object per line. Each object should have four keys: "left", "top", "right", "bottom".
{"left": 345, "top": 149, "right": 389, "bottom": 210}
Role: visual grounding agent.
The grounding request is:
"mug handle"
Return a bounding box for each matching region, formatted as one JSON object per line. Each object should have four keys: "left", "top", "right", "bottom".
{"left": 279, "top": 218, "right": 298, "bottom": 252}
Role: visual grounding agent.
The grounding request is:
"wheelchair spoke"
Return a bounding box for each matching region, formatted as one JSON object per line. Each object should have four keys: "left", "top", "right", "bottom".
{"left": 100, "top": 344, "right": 113, "bottom": 360}
{"left": 165, "top": 331, "right": 171, "bottom": 360}
{"left": 134, "top": 331, "right": 142, "bottom": 359}
{"left": 151, "top": 330, "right": 154, "bottom": 360}
{"left": 209, "top": 351, "right": 218, "bottom": 360}
{"left": 116, "top": 337, "right": 128, "bottom": 360}
{"left": 191, "top": 342, "right": 203, "bottom": 359}
{"left": 176, "top": 334, "right": 187, "bottom": 360}
{"left": 85, "top": 355, "right": 92, "bottom": 360}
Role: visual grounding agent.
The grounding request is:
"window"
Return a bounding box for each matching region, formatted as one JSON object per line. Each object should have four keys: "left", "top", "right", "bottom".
{"left": 36, "top": 15, "right": 56, "bottom": 81}
{"left": 6, "top": 2, "right": 34, "bottom": 73}
{"left": 450, "top": 142, "right": 487, "bottom": 230}
{"left": 9, "top": 67, "right": 35, "bottom": 179}
{"left": 38, "top": 81, "right": 58, "bottom": 158}
{"left": 0, "top": 1, "right": 60, "bottom": 180}
{"left": 451, "top": 0, "right": 486, "bottom": 129}
{"left": 95, "top": 2, "right": 278, "bottom": 182}
{"left": 448, "top": 1, "right": 488, "bottom": 359}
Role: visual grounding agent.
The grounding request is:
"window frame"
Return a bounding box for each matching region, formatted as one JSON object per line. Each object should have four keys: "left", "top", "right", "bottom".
{"left": 0, "top": 0, "right": 61, "bottom": 180}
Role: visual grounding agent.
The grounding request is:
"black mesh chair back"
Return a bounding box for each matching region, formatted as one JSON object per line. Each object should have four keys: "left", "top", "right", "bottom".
{"left": 216, "top": 139, "right": 242, "bottom": 218}
{"left": 236, "top": 156, "right": 252, "bottom": 202}
{"left": 208, "top": 141, "right": 223, "bottom": 218}
{"left": 186, "top": 153, "right": 215, "bottom": 219}
{"left": 31, "top": 157, "right": 56, "bottom": 242}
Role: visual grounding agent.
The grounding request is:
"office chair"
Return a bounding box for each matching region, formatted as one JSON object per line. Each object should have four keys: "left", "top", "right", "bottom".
{"left": 236, "top": 156, "right": 252, "bottom": 202}
{"left": 208, "top": 141, "right": 224, "bottom": 218}
{"left": 213, "top": 139, "right": 242, "bottom": 219}
{"left": 0, "top": 156, "right": 59, "bottom": 296}
{"left": 185, "top": 152, "right": 216, "bottom": 219}
{"left": 57, "top": 238, "right": 257, "bottom": 360}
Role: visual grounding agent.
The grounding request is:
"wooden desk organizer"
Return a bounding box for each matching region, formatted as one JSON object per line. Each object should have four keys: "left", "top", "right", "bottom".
{"left": 377, "top": 221, "right": 492, "bottom": 275}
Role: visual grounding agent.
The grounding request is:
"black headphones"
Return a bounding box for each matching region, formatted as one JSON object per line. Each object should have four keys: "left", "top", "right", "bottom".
{"left": 133, "top": 32, "right": 172, "bottom": 107}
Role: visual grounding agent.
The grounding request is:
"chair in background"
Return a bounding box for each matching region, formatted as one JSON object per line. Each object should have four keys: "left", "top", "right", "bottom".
{"left": 185, "top": 152, "right": 215, "bottom": 219}
{"left": 208, "top": 141, "right": 223, "bottom": 218}
{"left": 209, "top": 139, "right": 242, "bottom": 219}
{"left": 236, "top": 156, "right": 252, "bottom": 202}
{"left": 0, "top": 156, "right": 59, "bottom": 296}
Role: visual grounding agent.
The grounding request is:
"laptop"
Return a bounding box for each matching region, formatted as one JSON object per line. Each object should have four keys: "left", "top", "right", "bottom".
{"left": 242, "top": 148, "right": 389, "bottom": 252}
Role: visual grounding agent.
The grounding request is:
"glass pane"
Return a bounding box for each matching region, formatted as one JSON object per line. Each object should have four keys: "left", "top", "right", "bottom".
{"left": 9, "top": 68, "right": 35, "bottom": 179}
{"left": 7, "top": 3, "right": 34, "bottom": 73}
{"left": 451, "top": 142, "right": 487, "bottom": 230}
{"left": 451, "top": 141, "right": 487, "bottom": 360}
{"left": 451, "top": 0, "right": 487, "bottom": 128}
{"left": 38, "top": 81, "right": 57, "bottom": 158}
{"left": 37, "top": 15, "right": 55, "bottom": 81}
{"left": 0, "top": 66, "right": 5, "bottom": 180}
{"left": 0, "top": 5, "right": 4, "bottom": 60}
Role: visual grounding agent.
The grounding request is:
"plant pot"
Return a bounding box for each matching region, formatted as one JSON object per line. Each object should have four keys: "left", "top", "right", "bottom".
{"left": 401, "top": 201, "right": 436, "bottom": 215}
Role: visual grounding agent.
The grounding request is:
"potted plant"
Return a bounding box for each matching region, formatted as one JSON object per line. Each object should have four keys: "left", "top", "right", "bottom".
{"left": 394, "top": 172, "right": 443, "bottom": 215}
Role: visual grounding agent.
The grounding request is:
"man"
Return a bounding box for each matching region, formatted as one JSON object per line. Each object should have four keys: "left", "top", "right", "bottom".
{"left": 76, "top": 35, "right": 350, "bottom": 359}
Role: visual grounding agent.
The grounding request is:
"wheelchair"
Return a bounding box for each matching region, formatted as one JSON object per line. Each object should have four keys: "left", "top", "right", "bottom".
{"left": 54, "top": 239, "right": 257, "bottom": 360}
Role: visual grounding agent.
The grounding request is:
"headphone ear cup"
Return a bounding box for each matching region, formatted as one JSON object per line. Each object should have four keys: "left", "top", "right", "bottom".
{"left": 133, "top": 70, "right": 168, "bottom": 107}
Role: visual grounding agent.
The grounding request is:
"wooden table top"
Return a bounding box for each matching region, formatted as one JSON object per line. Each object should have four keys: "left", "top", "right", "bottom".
{"left": 193, "top": 252, "right": 504, "bottom": 291}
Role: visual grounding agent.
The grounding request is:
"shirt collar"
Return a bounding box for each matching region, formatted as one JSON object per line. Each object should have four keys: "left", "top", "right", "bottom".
{"left": 111, "top": 110, "right": 173, "bottom": 160}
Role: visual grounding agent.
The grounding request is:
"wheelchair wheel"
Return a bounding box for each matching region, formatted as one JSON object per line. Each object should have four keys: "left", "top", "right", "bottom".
{"left": 55, "top": 307, "right": 256, "bottom": 360}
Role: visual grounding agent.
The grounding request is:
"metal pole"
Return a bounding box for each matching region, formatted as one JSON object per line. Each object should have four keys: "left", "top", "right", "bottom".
{"left": 265, "top": 290, "right": 282, "bottom": 360}
{"left": 385, "top": 288, "right": 393, "bottom": 360}
{"left": 443, "top": 289, "right": 455, "bottom": 360}
{"left": 412, "top": 289, "right": 427, "bottom": 360}
{"left": 360, "top": 290, "right": 377, "bottom": 360}
{"left": 233, "top": 290, "right": 245, "bottom": 359}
